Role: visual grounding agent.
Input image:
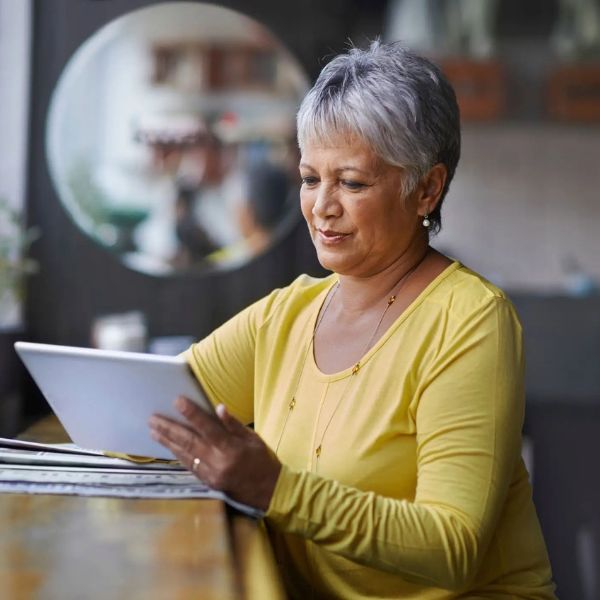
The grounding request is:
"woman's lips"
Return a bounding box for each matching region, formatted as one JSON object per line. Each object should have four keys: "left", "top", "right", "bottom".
{"left": 316, "top": 229, "right": 351, "bottom": 245}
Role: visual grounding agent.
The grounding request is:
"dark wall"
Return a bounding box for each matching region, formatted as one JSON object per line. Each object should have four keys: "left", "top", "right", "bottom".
{"left": 526, "top": 401, "right": 600, "bottom": 600}
{"left": 511, "top": 294, "right": 600, "bottom": 399}
{"left": 24, "top": 0, "right": 386, "bottom": 357}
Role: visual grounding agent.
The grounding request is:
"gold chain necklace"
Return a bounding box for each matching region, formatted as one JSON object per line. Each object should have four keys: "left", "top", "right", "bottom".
{"left": 274, "top": 250, "right": 430, "bottom": 468}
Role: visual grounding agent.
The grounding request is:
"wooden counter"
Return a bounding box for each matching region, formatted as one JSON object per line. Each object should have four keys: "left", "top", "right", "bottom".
{"left": 0, "top": 417, "right": 285, "bottom": 599}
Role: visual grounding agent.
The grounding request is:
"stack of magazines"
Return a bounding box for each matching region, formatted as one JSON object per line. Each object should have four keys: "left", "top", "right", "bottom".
{"left": 0, "top": 437, "right": 262, "bottom": 518}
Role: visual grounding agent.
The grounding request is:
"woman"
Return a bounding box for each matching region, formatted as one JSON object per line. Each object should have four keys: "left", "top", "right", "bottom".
{"left": 149, "top": 41, "right": 556, "bottom": 599}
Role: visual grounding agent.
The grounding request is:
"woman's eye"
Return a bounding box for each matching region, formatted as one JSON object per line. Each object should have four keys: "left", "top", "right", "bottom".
{"left": 341, "top": 179, "right": 366, "bottom": 191}
{"left": 301, "top": 176, "right": 319, "bottom": 187}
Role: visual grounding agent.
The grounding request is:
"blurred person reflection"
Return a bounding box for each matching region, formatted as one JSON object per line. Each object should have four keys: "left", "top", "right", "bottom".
{"left": 172, "top": 182, "right": 218, "bottom": 268}
{"left": 173, "top": 130, "right": 246, "bottom": 267}
{"left": 132, "top": 113, "right": 209, "bottom": 271}
{"left": 236, "top": 161, "right": 290, "bottom": 256}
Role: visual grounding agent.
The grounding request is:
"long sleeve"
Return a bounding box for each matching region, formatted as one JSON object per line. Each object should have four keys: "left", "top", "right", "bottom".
{"left": 265, "top": 297, "right": 525, "bottom": 591}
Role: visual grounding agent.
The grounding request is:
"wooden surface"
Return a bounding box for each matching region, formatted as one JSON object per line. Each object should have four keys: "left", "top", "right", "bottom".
{"left": 0, "top": 416, "right": 285, "bottom": 600}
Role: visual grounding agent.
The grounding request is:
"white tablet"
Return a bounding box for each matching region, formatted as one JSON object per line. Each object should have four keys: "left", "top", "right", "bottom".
{"left": 14, "top": 341, "right": 213, "bottom": 459}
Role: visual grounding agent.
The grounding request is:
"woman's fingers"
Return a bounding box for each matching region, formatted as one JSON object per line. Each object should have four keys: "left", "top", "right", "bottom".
{"left": 149, "top": 417, "right": 213, "bottom": 481}
{"left": 174, "top": 396, "right": 233, "bottom": 444}
{"left": 149, "top": 414, "right": 211, "bottom": 458}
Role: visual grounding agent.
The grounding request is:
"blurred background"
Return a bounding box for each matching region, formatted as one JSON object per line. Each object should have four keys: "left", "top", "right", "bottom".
{"left": 1, "top": 0, "right": 599, "bottom": 597}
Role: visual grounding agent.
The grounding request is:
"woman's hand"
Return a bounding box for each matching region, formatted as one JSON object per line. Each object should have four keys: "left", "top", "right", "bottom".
{"left": 149, "top": 397, "right": 281, "bottom": 512}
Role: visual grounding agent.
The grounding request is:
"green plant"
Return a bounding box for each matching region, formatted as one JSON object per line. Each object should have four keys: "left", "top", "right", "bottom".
{"left": 0, "top": 198, "right": 40, "bottom": 305}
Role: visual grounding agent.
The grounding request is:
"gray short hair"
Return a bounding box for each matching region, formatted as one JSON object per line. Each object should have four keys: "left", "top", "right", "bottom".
{"left": 297, "top": 40, "right": 461, "bottom": 234}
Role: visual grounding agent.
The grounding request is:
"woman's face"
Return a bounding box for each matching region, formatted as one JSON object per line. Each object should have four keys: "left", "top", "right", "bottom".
{"left": 299, "top": 137, "right": 423, "bottom": 277}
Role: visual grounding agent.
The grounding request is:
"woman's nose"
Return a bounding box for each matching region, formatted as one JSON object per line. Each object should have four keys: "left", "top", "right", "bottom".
{"left": 311, "top": 184, "right": 342, "bottom": 218}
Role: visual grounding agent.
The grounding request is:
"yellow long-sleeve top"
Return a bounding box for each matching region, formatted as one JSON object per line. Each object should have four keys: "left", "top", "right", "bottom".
{"left": 186, "top": 262, "right": 556, "bottom": 599}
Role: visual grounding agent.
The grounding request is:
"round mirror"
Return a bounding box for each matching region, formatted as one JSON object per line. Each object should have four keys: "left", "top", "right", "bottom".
{"left": 46, "top": 2, "right": 308, "bottom": 275}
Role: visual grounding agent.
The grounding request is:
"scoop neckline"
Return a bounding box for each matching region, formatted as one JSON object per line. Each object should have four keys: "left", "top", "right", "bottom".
{"left": 309, "top": 260, "right": 461, "bottom": 382}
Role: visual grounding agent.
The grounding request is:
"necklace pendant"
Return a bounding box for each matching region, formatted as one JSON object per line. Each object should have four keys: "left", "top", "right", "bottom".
{"left": 351, "top": 363, "right": 360, "bottom": 375}
{"left": 315, "top": 445, "right": 322, "bottom": 458}
{"left": 387, "top": 295, "right": 396, "bottom": 306}
{"left": 289, "top": 398, "right": 296, "bottom": 410}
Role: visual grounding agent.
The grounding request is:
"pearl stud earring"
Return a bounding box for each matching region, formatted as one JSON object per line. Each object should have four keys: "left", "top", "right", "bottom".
{"left": 422, "top": 213, "right": 431, "bottom": 228}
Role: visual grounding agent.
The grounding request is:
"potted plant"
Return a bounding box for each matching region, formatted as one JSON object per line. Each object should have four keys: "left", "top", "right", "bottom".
{"left": 0, "top": 198, "right": 39, "bottom": 435}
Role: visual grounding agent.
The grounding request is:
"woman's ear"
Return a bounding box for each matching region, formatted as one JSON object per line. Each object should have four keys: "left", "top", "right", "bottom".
{"left": 417, "top": 163, "right": 447, "bottom": 216}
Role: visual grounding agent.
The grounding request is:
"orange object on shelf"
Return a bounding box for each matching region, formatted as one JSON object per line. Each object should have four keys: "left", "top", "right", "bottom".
{"left": 440, "top": 59, "right": 507, "bottom": 121}
{"left": 548, "top": 63, "right": 600, "bottom": 122}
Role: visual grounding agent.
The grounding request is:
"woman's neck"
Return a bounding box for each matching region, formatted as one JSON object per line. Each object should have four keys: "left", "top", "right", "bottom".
{"left": 335, "top": 245, "right": 433, "bottom": 315}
